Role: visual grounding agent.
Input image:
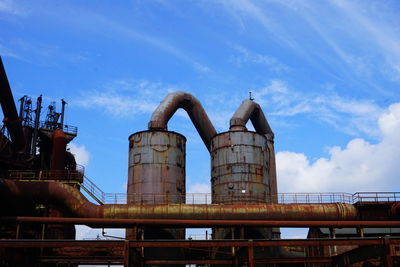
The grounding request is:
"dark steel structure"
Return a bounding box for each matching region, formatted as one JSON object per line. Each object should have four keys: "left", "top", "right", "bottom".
{"left": 1, "top": 56, "right": 400, "bottom": 267}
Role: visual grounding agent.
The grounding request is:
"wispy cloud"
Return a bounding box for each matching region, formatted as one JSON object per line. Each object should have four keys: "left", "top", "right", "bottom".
{"left": 74, "top": 80, "right": 182, "bottom": 118}
{"left": 95, "top": 16, "right": 210, "bottom": 73}
{"left": 209, "top": 0, "right": 400, "bottom": 85}
{"left": 229, "top": 44, "right": 289, "bottom": 72}
{"left": 331, "top": 0, "right": 400, "bottom": 81}
{"left": 254, "top": 80, "right": 384, "bottom": 138}
{"left": 0, "top": 42, "right": 20, "bottom": 59}
{"left": 0, "top": 0, "right": 29, "bottom": 16}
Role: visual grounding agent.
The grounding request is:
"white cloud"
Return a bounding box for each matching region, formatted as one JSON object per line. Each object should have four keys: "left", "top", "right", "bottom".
{"left": 254, "top": 80, "right": 383, "bottom": 137}
{"left": 230, "top": 44, "right": 289, "bottom": 72}
{"left": 68, "top": 143, "right": 90, "bottom": 167}
{"left": 277, "top": 102, "right": 400, "bottom": 193}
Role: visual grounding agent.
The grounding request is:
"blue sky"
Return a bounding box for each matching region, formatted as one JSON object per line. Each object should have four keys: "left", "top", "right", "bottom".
{"left": 1, "top": 0, "right": 400, "bottom": 240}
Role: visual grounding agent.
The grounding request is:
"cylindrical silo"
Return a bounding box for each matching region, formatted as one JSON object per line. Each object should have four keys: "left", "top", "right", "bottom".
{"left": 211, "top": 130, "right": 272, "bottom": 248}
{"left": 211, "top": 131, "right": 270, "bottom": 205}
{"left": 127, "top": 130, "right": 186, "bottom": 206}
{"left": 126, "top": 130, "right": 186, "bottom": 266}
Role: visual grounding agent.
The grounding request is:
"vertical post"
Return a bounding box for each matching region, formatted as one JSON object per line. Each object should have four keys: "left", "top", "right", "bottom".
{"left": 41, "top": 224, "right": 46, "bottom": 240}
{"left": 231, "top": 227, "right": 235, "bottom": 257}
{"left": 32, "top": 95, "right": 42, "bottom": 155}
{"left": 384, "top": 238, "right": 393, "bottom": 267}
{"left": 124, "top": 240, "right": 130, "bottom": 267}
{"left": 248, "top": 240, "right": 254, "bottom": 267}
{"left": 240, "top": 227, "right": 245, "bottom": 240}
{"left": 16, "top": 223, "right": 20, "bottom": 239}
{"left": 60, "top": 99, "right": 66, "bottom": 128}
{"left": 18, "top": 96, "right": 25, "bottom": 118}
{"left": 141, "top": 228, "right": 145, "bottom": 258}
{"left": 329, "top": 227, "right": 337, "bottom": 255}
{"left": 357, "top": 227, "right": 364, "bottom": 238}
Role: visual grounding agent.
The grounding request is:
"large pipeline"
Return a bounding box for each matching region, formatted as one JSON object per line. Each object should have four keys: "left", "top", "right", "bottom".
{"left": 0, "top": 57, "right": 25, "bottom": 152}
{"left": 0, "top": 180, "right": 360, "bottom": 221}
{"left": 148, "top": 91, "right": 217, "bottom": 151}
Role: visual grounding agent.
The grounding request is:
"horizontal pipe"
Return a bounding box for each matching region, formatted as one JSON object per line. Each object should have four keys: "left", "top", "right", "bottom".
{"left": 145, "top": 258, "right": 332, "bottom": 265}
{"left": 2, "top": 216, "right": 400, "bottom": 228}
{"left": 148, "top": 91, "right": 217, "bottom": 151}
{"left": 0, "top": 238, "right": 398, "bottom": 248}
{"left": 0, "top": 180, "right": 360, "bottom": 221}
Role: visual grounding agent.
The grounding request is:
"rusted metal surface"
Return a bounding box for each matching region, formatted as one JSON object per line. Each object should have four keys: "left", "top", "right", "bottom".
{"left": 211, "top": 130, "right": 273, "bottom": 240}
{"left": 5, "top": 216, "right": 400, "bottom": 228}
{"left": 8, "top": 170, "right": 83, "bottom": 182}
{"left": 127, "top": 130, "right": 187, "bottom": 262}
{"left": 1, "top": 180, "right": 362, "bottom": 221}
{"left": 127, "top": 130, "right": 186, "bottom": 204}
{"left": 1, "top": 238, "right": 398, "bottom": 266}
{"left": 230, "top": 99, "right": 273, "bottom": 139}
{"left": 0, "top": 57, "right": 25, "bottom": 152}
{"left": 2, "top": 237, "right": 400, "bottom": 248}
{"left": 230, "top": 99, "right": 278, "bottom": 203}
{"left": 148, "top": 91, "right": 217, "bottom": 151}
{"left": 211, "top": 131, "right": 270, "bottom": 204}
{"left": 50, "top": 129, "right": 67, "bottom": 170}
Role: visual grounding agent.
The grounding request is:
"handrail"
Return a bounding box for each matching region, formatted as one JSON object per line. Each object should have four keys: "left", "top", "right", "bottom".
{"left": 5, "top": 172, "right": 400, "bottom": 205}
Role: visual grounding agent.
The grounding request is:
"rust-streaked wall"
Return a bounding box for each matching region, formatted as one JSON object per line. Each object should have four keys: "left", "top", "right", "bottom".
{"left": 127, "top": 130, "right": 186, "bottom": 204}
{"left": 126, "top": 130, "right": 186, "bottom": 264}
{"left": 211, "top": 131, "right": 273, "bottom": 244}
{"left": 211, "top": 131, "right": 270, "bottom": 204}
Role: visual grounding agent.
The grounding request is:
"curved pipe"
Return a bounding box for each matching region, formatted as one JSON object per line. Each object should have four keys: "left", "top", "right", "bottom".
{"left": 0, "top": 180, "right": 360, "bottom": 221}
{"left": 0, "top": 57, "right": 25, "bottom": 152}
{"left": 148, "top": 91, "right": 217, "bottom": 152}
{"left": 230, "top": 99, "right": 273, "bottom": 140}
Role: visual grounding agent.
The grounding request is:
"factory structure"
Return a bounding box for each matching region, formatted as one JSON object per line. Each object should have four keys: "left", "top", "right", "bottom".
{"left": 1, "top": 56, "right": 400, "bottom": 266}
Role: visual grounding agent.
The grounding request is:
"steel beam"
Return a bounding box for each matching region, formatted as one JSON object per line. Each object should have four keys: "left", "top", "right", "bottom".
{"left": 1, "top": 238, "right": 400, "bottom": 248}
{"left": 3, "top": 216, "right": 400, "bottom": 228}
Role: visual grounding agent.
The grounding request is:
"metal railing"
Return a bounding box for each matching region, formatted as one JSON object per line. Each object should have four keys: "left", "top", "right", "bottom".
{"left": 80, "top": 176, "right": 106, "bottom": 205}
{"left": 102, "top": 192, "right": 355, "bottom": 205}
{"left": 353, "top": 192, "right": 400, "bottom": 203}
{"left": 8, "top": 170, "right": 83, "bottom": 182}
{"left": 38, "top": 121, "right": 78, "bottom": 135}
{"left": 5, "top": 172, "right": 400, "bottom": 205}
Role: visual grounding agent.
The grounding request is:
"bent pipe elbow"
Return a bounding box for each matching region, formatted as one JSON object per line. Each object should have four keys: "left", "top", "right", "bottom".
{"left": 230, "top": 99, "right": 274, "bottom": 141}
{"left": 148, "top": 91, "right": 217, "bottom": 152}
{"left": 1, "top": 180, "right": 101, "bottom": 218}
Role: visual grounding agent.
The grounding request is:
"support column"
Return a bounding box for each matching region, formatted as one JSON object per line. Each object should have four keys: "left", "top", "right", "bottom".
{"left": 124, "top": 240, "right": 130, "bottom": 267}
{"left": 384, "top": 237, "right": 393, "bottom": 267}
{"left": 248, "top": 241, "right": 254, "bottom": 267}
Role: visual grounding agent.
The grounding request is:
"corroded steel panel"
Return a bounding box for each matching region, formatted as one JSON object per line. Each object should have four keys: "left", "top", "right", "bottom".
{"left": 211, "top": 131, "right": 270, "bottom": 204}
{"left": 127, "top": 130, "right": 186, "bottom": 204}
{"left": 126, "top": 130, "right": 186, "bottom": 246}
